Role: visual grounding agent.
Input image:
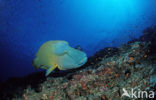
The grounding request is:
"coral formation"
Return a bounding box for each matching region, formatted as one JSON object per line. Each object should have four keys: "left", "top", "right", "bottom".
{"left": 0, "top": 26, "right": 156, "bottom": 100}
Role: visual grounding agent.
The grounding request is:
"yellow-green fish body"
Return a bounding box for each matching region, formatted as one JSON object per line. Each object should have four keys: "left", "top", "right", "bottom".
{"left": 33, "top": 40, "right": 87, "bottom": 76}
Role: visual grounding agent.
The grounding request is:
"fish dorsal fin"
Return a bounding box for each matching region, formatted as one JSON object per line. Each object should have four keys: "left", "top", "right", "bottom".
{"left": 58, "top": 65, "right": 64, "bottom": 70}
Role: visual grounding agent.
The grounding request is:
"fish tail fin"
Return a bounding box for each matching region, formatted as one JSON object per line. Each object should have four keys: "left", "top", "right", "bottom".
{"left": 46, "top": 66, "right": 55, "bottom": 76}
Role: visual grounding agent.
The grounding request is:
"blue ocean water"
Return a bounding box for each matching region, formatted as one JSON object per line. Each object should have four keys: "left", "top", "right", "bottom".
{"left": 0, "top": 0, "right": 156, "bottom": 81}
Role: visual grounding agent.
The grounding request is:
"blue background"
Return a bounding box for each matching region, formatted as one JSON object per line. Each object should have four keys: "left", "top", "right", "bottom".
{"left": 0, "top": 0, "right": 156, "bottom": 81}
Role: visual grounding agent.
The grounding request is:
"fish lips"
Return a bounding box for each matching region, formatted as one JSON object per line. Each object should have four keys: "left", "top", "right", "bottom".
{"left": 78, "top": 56, "right": 87, "bottom": 66}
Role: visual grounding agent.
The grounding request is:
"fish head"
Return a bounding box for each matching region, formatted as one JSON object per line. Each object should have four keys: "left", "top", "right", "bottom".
{"left": 74, "top": 50, "right": 87, "bottom": 66}
{"left": 60, "top": 47, "right": 87, "bottom": 69}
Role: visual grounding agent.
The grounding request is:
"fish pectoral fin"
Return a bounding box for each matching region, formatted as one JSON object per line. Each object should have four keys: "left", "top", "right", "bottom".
{"left": 46, "top": 66, "right": 56, "bottom": 76}
{"left": 58, "top": 66, "right": 64, "bottom": 70}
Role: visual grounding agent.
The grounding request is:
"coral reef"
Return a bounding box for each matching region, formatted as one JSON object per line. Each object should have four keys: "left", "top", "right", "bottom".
{"left": 12, "top": 42, "right": 154, "bottom": 100}
{"left": 0, "top": 26, "right": 156, "bottom": 100}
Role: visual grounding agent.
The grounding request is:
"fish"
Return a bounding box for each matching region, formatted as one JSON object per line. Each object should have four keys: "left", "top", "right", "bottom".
{"left": 33, "top": 40, "right": 87, "bottom": 76}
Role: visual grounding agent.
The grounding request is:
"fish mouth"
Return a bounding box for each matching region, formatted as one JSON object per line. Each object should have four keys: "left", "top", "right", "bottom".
{"left": 78, "top": 57, "right": 87, "bottom": 66}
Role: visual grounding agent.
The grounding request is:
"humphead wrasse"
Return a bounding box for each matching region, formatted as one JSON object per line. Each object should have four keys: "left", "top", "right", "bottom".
{"left": 33, "top": 40, "right": 87, "bottom": 76}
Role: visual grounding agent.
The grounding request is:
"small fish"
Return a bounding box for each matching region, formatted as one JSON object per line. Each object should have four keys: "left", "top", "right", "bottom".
{"left": 75, "top": 45, "right": 83, "bottom": 51}
{"left": 33, "top": 40, "right": 87, "bottom": 76}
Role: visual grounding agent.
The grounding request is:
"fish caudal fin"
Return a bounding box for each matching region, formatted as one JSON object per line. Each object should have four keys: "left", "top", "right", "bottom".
{"left": 46, "top": 66, "right": 56, "bottom": 76}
